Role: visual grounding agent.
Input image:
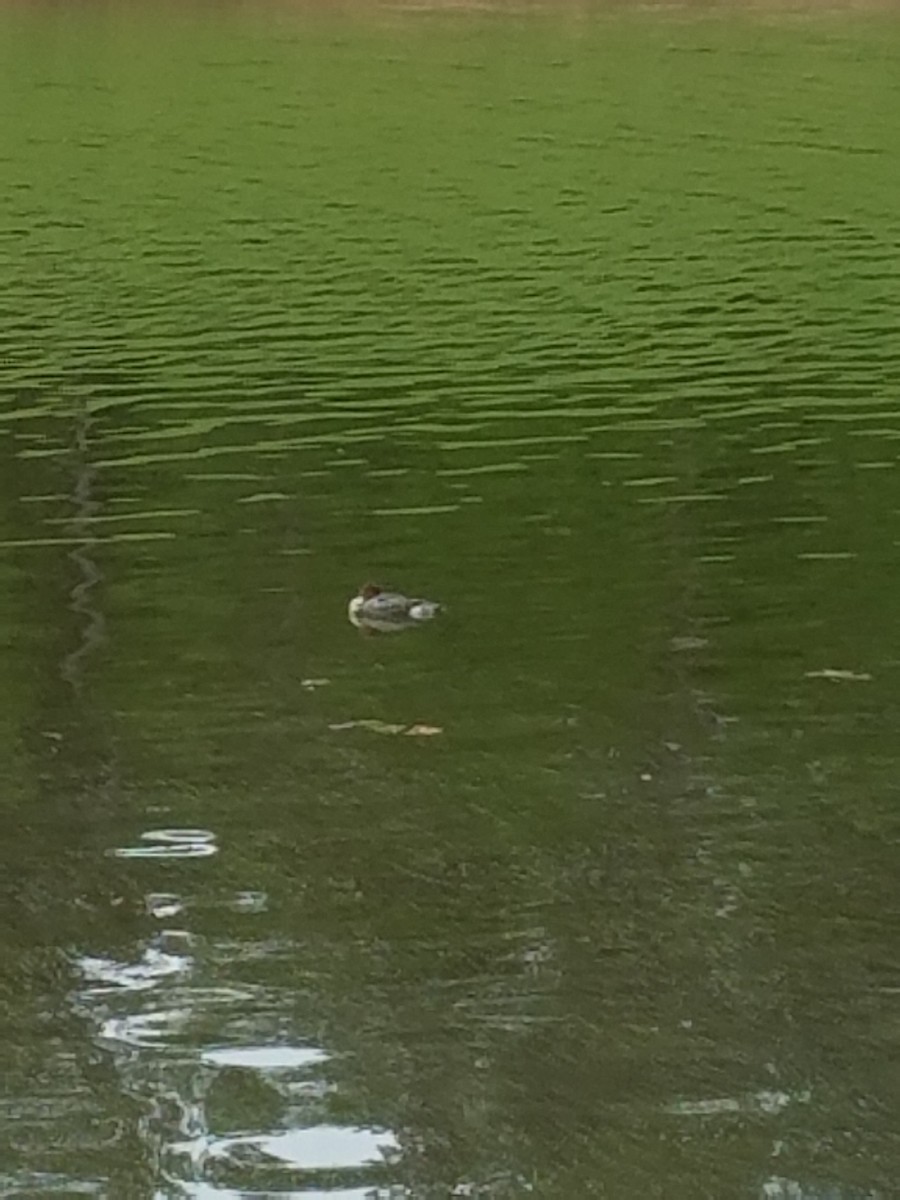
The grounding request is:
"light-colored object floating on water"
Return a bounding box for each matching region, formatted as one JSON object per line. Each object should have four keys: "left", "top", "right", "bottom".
{"left": 348, "top": 582, "right": 441, "bottom": 632}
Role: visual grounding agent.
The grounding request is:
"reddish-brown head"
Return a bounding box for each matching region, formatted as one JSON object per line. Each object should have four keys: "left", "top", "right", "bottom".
{"left": 360, "top": 582, "right": 382, "bottom": 600}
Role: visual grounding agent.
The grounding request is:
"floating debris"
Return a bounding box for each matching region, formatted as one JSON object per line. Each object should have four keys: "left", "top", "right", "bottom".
{"left": 805, "top": 668, "right": 872, "bottom": 683}
{"left": 329, "top": 719, "right": 442, "bottom": 737}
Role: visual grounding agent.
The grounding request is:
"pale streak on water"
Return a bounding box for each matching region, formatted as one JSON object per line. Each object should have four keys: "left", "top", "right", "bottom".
{"left": 1, "top": 1, "right": 900, "bottom": 1197}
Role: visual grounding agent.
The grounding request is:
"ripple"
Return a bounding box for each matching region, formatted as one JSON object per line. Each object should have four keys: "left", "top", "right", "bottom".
{"left": 42, "top": 508, "right": 199, "bottom": 526}
{"left": 637, "top": 493, "right": 727, "bottom": 505}
{"left": 797, "top": 551, "right": 857, "bottom": 561}
{"left": 437, "top": 462, "right": 529, "bottom": 477}
{"left": 237, "top": 492, "right": 290, "bottom": 504}
{"left": 372, "top": 504, "right": 459, "bottom": 516}
{"left": 0, "top": 532, "right": 176, "bottom": 548}
{"left": 622, "top": 475, "right": 678, "bottom": 488}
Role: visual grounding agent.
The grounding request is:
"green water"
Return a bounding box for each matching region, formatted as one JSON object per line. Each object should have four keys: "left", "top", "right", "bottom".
{"left": 1, "top": 2, "right": 899, "bottom": 1196}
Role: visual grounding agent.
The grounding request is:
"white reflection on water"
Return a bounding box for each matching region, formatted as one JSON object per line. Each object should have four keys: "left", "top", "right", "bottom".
{"left": 79, "top": 943, "right": 191, "bottom": 993}
{"left": 202, "top": 1124, "right": 400, "bottom": 1171}
{"left": 144, "top": 890, "right": 269, "bottom": 918}
{"left": 76, "top": 937, "right": 196, "bottom": 1048}
{"left": 74, "top": 938, "right": 399, "bottom": 1192}
{"left": 99, "top": 1007, "right": 192, "bottom": 1048}
{"left": 111, "top": 828, "right": 218, "bottom": 859}
{"left": 166, "top": 1186, "right": 395, "bottom": 1199}
{"left": 166, "top": 1124, "right": 401, "bottom": 1196}
{"left": 201, "top": 1044, "right": 328, "bottom": 1070}
{"left": 146, "top": 892, "right": 185, "bottom": 919}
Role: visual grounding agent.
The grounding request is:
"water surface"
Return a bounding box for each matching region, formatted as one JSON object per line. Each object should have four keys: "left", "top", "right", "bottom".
{"left": 1, "top": 2, "right": 899, "bottom": 1196}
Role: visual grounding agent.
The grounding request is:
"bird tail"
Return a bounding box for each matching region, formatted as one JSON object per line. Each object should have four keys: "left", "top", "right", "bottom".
{"left": 408, "top": 600, "right": 440, "bottom": 621}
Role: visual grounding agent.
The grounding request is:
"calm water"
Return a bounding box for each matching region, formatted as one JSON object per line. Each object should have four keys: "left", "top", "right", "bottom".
{"left": 1, "top": 2, "right": 899, "bottom": 1196}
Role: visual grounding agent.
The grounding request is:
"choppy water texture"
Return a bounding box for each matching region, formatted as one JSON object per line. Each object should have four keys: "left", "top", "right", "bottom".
{"left": 1, "top": 1, "right": 899, "bottom": 1196}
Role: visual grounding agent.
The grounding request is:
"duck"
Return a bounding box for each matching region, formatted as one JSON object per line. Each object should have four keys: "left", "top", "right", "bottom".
{"left": 348, "top": 582, "right": 441, "bottom": 631}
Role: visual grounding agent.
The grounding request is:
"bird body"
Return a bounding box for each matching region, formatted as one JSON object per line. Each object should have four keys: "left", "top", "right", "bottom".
{"left": 348, "top": 583, "right": 441, "bottom": 630}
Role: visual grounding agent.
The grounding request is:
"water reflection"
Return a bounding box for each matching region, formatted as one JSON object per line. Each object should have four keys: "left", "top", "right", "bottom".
{"left": 74, "top": 934, "right": 403, "bottom": 1193}
{"left": 60, "top": 401, "right": 106, "bottom": 694}
{"left": 171, "top": 1187, "right": 400, "bottom": 1200}
{"left": 202, "top": 1045, "right": 328, "bottom": 1070}
{"left": 79, "top": 941, "right": 192, "bottom": 998}
{"left": 188, "top": 1125, "right": 399, "bottom": 1178}
{"left": 112, "top": 829, "right": 219, "bottom": 860}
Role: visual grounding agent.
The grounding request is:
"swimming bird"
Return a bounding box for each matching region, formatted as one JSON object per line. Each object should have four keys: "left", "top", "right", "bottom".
{"left": 348, "top": 583, "right": 441, "bottom": 631}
